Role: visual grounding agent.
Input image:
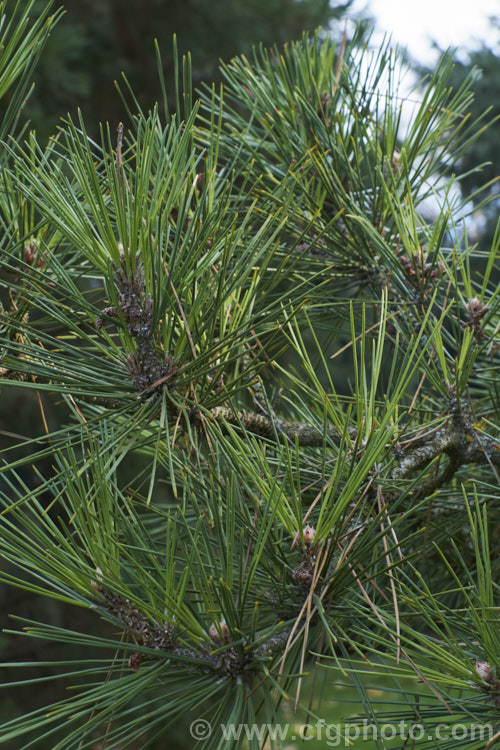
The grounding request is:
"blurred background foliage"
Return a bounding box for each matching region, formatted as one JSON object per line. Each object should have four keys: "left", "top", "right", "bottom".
{"left": 416, "top": 18, "right": 500, "bottom": 254}
{"left": 25, "top": 0, "right": 354, "bottom": 140}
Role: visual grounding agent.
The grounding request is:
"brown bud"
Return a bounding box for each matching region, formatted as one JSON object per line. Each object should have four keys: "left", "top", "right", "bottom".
{"left": 24, "top": 243, "right": 37, "bottom": 265}
{"left": 475, "top": 660, "right": 493, "bottom": 683}
{"left": 90, "top": 567, "right": 104, "bottom": 590}
{"left": 209, "top": 621, "right": 229, "bottom": 643}
{"left": 303, "top": 525, "right": 316, "bottom": 547}
{"left": 128, "top": 652, "right": 144, "bottom": 672}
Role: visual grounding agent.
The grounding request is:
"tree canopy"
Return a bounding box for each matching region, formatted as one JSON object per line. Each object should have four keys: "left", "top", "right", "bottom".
{"left": 25, "top": 0, "right": 353, "bottom": 138}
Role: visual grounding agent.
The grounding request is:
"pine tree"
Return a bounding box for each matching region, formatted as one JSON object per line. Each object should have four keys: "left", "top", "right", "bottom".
{"left": 0, "top": 2, "right": 499, "bottom": 749}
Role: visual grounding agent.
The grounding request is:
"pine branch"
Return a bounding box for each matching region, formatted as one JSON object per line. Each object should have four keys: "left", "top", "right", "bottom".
{"left": 207, "top": 405, "right": 500, "bottom": 483}
{"left": 93, "top": 580, "right": 300, "bottom": 681}
{"left": 392, "top": 424, "right": 500, "bottom": 480}
{"left": 206, "top": 405, "right": 358, "bottom": 446}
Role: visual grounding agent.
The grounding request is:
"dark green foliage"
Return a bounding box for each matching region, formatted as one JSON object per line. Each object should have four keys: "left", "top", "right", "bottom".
{"left": 25, "top": 0, "right": 353, "bottom": 138}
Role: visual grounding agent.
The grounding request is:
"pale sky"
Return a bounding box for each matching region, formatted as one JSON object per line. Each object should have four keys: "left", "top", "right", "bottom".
{"left": 354, "top": 0, "right": 500, "bottom": 61}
